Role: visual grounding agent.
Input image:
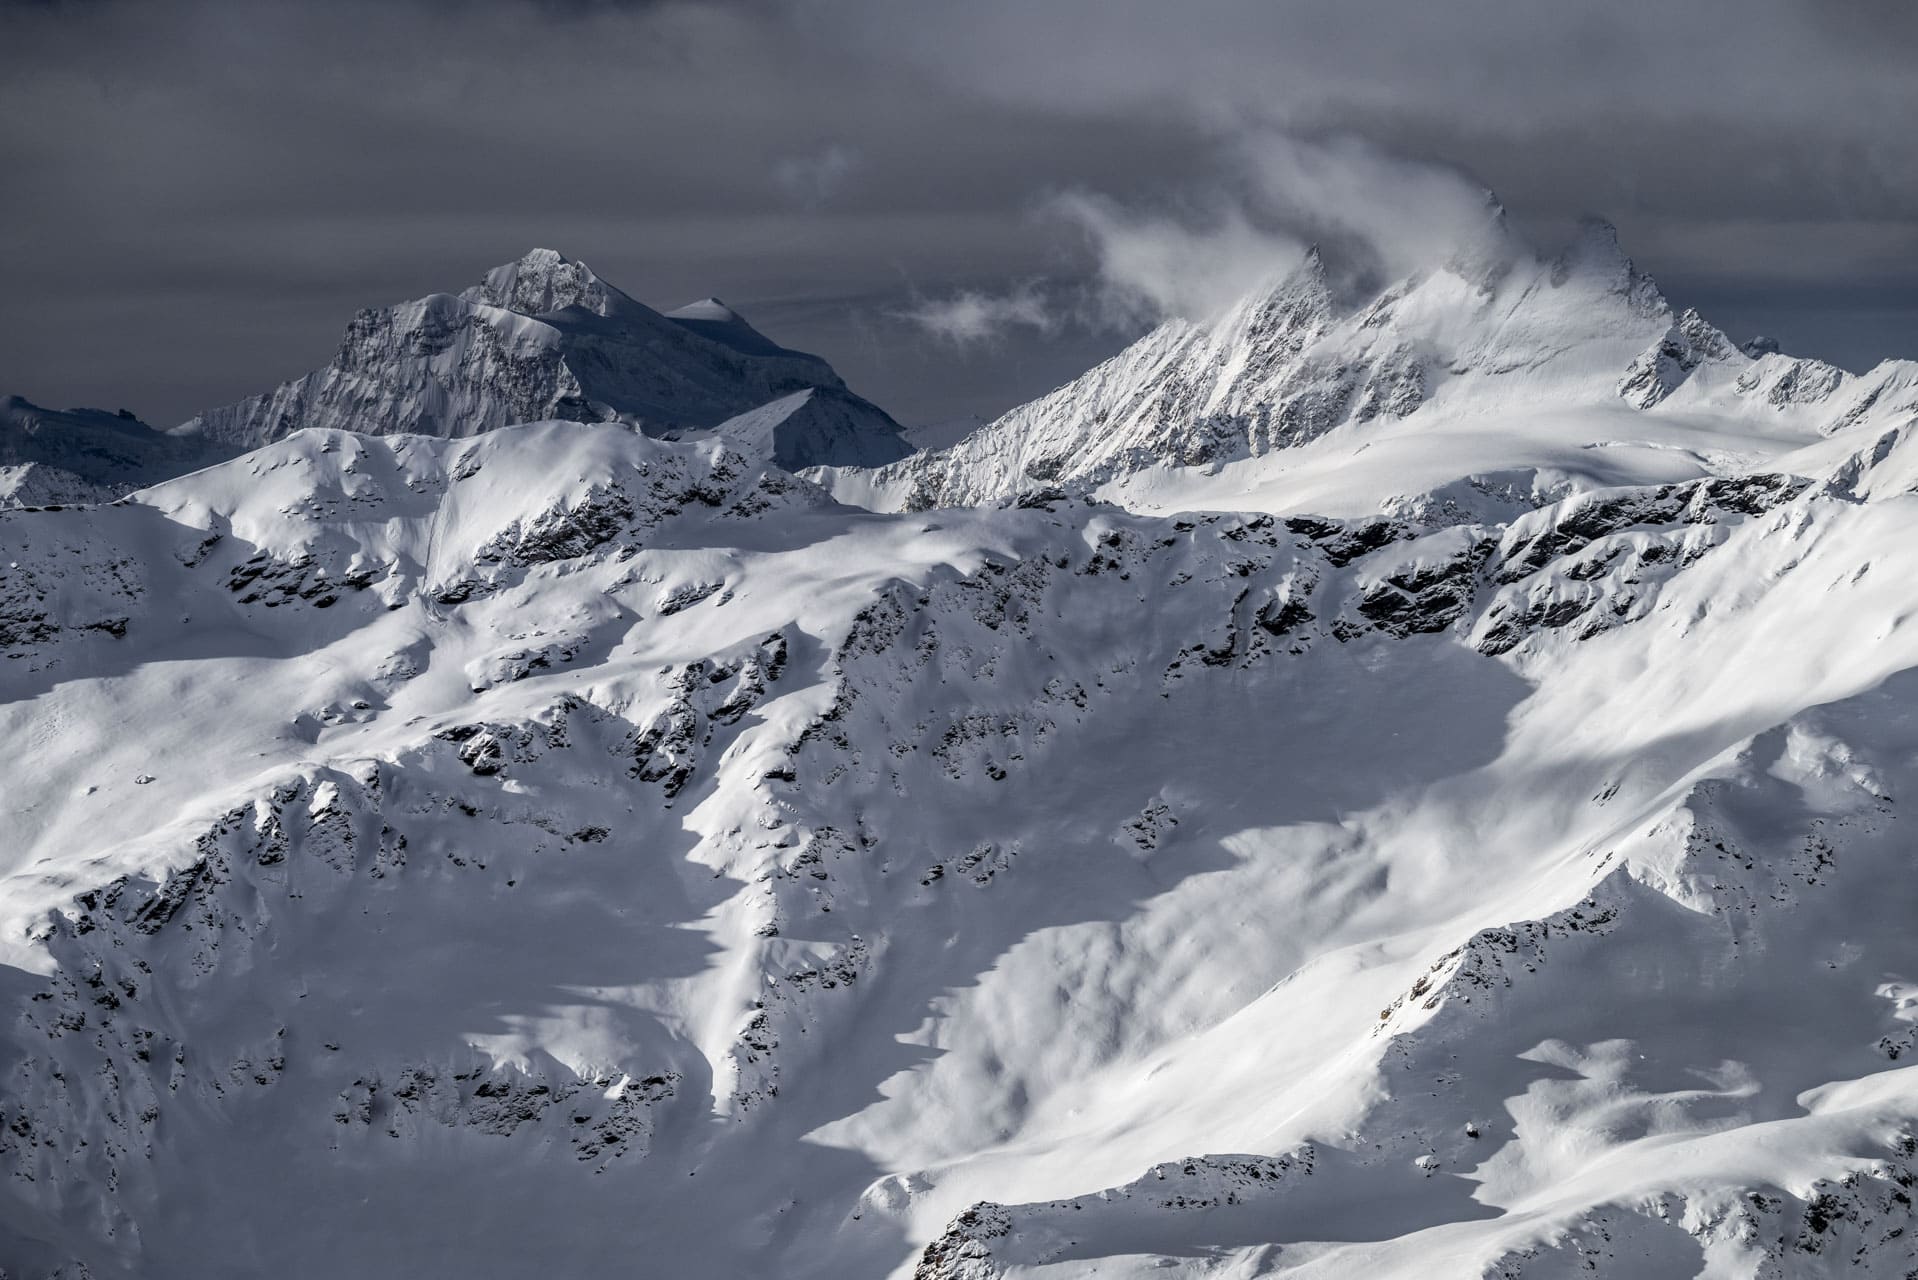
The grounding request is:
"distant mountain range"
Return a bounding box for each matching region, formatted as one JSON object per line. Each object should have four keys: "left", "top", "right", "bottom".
{"left": 4, "top": 249, "right": 911, "bottom": 508}
{"left": 0, "top": 397, "right": 236, "bottom": 508}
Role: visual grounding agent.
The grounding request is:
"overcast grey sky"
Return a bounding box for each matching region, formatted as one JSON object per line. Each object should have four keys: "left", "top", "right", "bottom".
{"left": 5, "top": 0, "right": 1918, "bottom": 427}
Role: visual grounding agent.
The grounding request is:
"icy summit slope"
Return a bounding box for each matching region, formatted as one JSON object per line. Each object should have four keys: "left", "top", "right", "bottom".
{"left": 7, "top": 369, "right": 1918, "bottom": 1278}
{"left": 173, "top": 249, "right": 911, "bottom": 468}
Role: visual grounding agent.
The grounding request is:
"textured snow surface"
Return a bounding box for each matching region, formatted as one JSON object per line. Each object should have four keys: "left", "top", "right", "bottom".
{"left": 8, "top": 228, "right": 1918, "bottom": 1279}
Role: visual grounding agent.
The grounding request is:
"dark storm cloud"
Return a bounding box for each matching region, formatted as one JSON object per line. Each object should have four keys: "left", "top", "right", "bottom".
{"left": 2, "top": 0, "right": 1916, "bottom": 428}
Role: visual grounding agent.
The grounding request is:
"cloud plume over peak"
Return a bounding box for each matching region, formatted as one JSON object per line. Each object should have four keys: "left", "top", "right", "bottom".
{"left": 907, "top": 132, "right": 1509, "bottom": 339}
{"left": 1230, "top": 133, "right": 1506, "bottom": 281}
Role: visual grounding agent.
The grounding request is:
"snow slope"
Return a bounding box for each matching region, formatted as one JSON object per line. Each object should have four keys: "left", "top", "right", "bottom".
{"left": 6, "top": 226, "right": 1918, "bottom": 1279}
{"left": 172, "top": 249, "right": 913, "bottom": 468}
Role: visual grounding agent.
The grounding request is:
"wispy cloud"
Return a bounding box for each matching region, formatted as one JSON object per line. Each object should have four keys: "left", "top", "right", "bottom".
{"left": 895, "top": 281, "right": 1059, "bottom": 344}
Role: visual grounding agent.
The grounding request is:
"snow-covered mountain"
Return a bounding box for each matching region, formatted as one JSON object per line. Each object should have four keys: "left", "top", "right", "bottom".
{"left": 0, "top": 397, "right": 236, "bottom": 508}
{"left": 8, "top": 223, "right": 1918, "bottom": 1279}
{"left": 832, "top": 220, "right": 1901, "bottom": 520}
{"left": 172, "top": 249, "right": 912, "bottom": 469}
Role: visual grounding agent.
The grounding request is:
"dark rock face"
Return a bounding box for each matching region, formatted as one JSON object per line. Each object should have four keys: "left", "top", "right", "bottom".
{"left": 914, "top": 1203, "right": 1011, "bottom": 1280}
{"left": 1494, "top": 474, "right": 1804, "bottom": 585}
{"left": 1284, "top": 515, "right": 1408, "bottom": 567}
{"left": 1346, "top": 535, "right": 1495, "bottom": 639}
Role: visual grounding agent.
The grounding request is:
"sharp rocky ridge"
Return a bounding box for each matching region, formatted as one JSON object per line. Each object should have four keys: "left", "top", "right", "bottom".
{"left": 7, "top": 223, "right": 1918, "bottom": 1279}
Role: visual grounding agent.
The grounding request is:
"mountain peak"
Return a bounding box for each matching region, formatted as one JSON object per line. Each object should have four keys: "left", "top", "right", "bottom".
{"left": 1575, "top": 213, "right": 1622, "bottom": 250}
{"left": 176, "top": 251, "right": 900, "bottom": 457}
{"left": 461, "top": 248, "right": 617, "bottom": 318}
{"left": 511, "top": 246, "right": 569, "bottom": 268}
{"left": 1557, "top": 215, "right": 1635, "bottom": 277}
{"left": 1549, "top": 214, "right": 1666, "bottom": 316}
{"left": 1441, "top": 190, "right": 1521, "bottom": 290}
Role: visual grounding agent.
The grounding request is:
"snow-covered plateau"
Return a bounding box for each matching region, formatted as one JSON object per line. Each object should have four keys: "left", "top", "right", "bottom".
{"left": 7, "top": 228, "right": 1918, "bottom": 1278}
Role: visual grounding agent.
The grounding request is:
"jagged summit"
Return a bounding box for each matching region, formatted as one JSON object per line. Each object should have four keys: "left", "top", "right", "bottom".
{"left": 1432, "top": 189, "right": 1522, "bottom": 291}
{"left": 460, "top": 248, "right": 618, "bottom": 317}
{"left": 1546, "top": 215, "right": 1665, "bottom": 314}
{"left": 1616, "top": 305, "right": 1741, "bottom": 408}
{"left": 1563, "top": 214, "right": 1628, "bottom": 264}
